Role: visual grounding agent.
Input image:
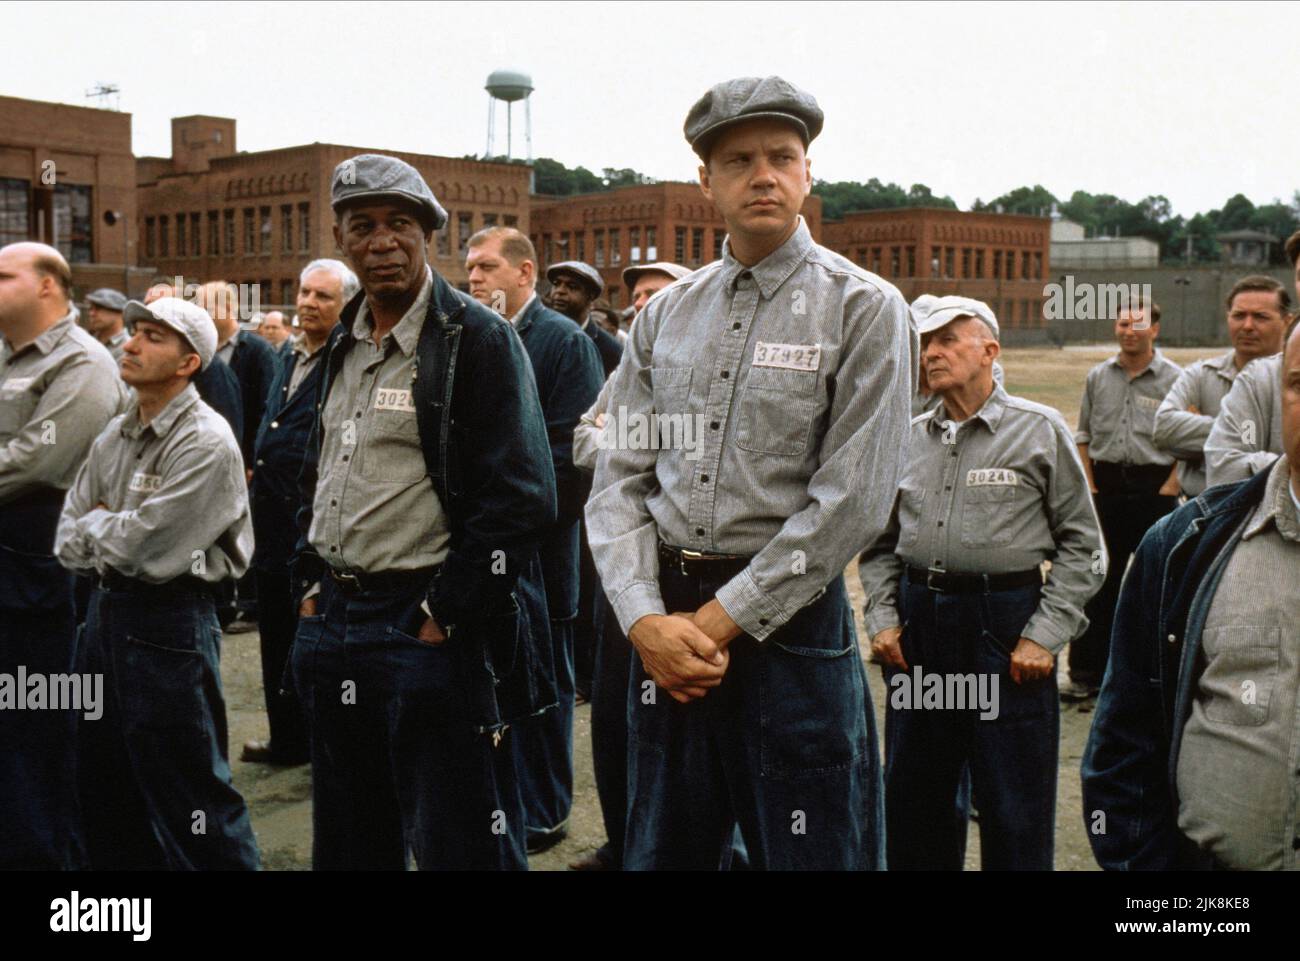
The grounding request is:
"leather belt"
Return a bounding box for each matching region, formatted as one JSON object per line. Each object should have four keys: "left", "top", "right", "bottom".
{"left": 905, "top": 566, "right": 1041, "bottom": 594}
{"left": 658, "top": 543, "right": 751, "bottom": 579}
{"left": 1091, "top": 460, "right": 1170, "bottom": 495}
{"left": 327, "top": 566, "right": 438, "bottom": 596}
{"left": 98, "top": 568, "right": 214, "bottom": 597}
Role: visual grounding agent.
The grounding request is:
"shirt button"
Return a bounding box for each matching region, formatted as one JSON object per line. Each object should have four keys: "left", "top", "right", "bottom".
{"left": 1167, "top": 634, "right": 1177, "bottom": 645}
{"left": 720, "top": 370, "right": 729, "bottom": 379}
{"left": 329, "top": 546, "right": 338, "bottom": 553}
{"left": 710, "top": 421, "right": 720, "bottom": 430}
{"left": 945, "top": 485, "right": 952, "bottom": 491}
{"left": 270, "top": 421, "right": 279, "bottom": 429}
{"left": 342, "top": 454, "right": 349, "bottom": 462}
{"left": 331, "top": 499, "right": 338, "bottom": 507}
{"left": 758, "top": 618, "right": 769, "bottom": 627}
{"left": 256, "top": 458, "right": 264, "bottom": 466}
{"left": 695, "top": 527, "right": 704, "bottom": 536}
{"left": 732, "top": 322, "right": 741, "bottom": 331}
{"left": 937, "top": 521, "right": 944, "bottom": 527}
{"left": 700, "top": 474, "right": 709, "bottom": 484}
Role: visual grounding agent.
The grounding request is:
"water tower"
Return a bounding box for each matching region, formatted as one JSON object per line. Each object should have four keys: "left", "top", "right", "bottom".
{"left": 485, "top": 69, "right": 533, "bottom": 163}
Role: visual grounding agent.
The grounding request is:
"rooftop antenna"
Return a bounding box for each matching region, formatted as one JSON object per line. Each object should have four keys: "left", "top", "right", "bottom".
{"left": 85, "top": 82, "right": 120, "bottom": 111}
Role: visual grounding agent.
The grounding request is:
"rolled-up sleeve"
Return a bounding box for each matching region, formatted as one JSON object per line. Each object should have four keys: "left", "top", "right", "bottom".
{"left": 1153, "top": 363, "right": 1213, "bottom": 459}
{"left": 572, "top": 376, "right": 614, "bottom": 474}
{"left": 54, "top": 445, "right": 100, "bottom": 572}
{"left": 1021, "top": 418, "right": 1106, "bottom": 653}
{"left": 1073, "top": 373, "right": 1094, "bottom": 446}
{"left": 857, "top": 491, "right": 905, "bottom": 639}
{"left": 1205, "top": 360, "right": 1278, "bottom": 486}
{"left": 713, "top": 285, "right": 917, "bottom": 641}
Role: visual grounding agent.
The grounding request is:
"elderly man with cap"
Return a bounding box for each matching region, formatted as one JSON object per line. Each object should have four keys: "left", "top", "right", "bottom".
{"left": 0, "top": 242, "right": 124, "bottom": 869}
{"left": 570, "top": 259, "right": 691, "bottom": 871}
{"left": 464, "top": 225, "right": 603, "bottom": 853}
{"left": 588, "top": 76, "right": 916, "bottom": 870}
{"left": 291, "top": 155, "right": 557, "bottom": 870}
{"left": 85, "top": 287, "right": 130, "bottom": 359}
{"left": 240, "top": 259, "right": 358, "bottom": 768}
{"left": 1071, "top": 299, "right": 1182, "bottom": 701}
{"left": 55, "top": 296, "right": 260, "bottom": 870}
{"left": 860, "top": 296, "right": 1103, "bottom": 870}
{"left": 547, "top": 260, "right": 623, "bottom": 377}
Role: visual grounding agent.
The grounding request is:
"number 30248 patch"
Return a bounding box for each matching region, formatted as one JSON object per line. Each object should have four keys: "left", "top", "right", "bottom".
{"left": 752, "top": 342, "right": 821, "bottom": 372}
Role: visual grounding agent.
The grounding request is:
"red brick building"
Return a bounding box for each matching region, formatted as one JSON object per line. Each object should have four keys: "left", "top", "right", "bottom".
{"left": 136, "top": 116, "right": 532, "bottom": 308}
{"left": 821, "top": 208, "right": 1051, "bottom": 330}
{"left": 0, "top": 94, "right": 152, "bottom": 297}
{"left": 529, "top": 183, "right": 823, "bottom": 307}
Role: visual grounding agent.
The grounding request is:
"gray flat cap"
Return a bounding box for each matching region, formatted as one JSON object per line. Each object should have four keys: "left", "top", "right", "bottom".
{"left": 546, "top": 261, "right": 604, "bottom": 295}
{"left": 684, "top": 76, "right": 824, "bottom": 160}
{"left": 911, "top": 294, "right": 1000, "bottom": 340}
{"left": 123, "top": 297, "right": 219, "bottom": 371}
{"left": 86, "top": 287, "right": 127, "bottom": 312}
{"left": 331, "top": 154, "right": 448, "bottom": 232}
{"left": 622, "top": 261, "right": 692, "bottom": 290}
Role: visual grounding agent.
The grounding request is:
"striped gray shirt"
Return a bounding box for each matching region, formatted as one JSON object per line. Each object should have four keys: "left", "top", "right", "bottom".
{"left": 55, "top": 384, "right": 252, "bottom": 583}
{"left": 1075, "top": 351, "right": 1182, "bottom": 466}
{"left": 1205, "top": 353, "right": 1283, "bottom": 487}
{"left": 0, "top": 311, "right": 125, "bottom": 504}
{"left": 587, "top": 218, "right": 917, "bottom": 642}
{"left": 859, "top": 384, "right": 1104, "bottom": 654}
{"left": 1153, "top": 350, "right": 1239, "bottom": 496}
{"left": 1176, "top": 455, "right": 1300, "bottom": 869}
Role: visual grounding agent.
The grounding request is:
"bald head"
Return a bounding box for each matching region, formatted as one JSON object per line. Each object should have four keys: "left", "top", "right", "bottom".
{"left": 0, "top": 242, "right": 74, "bottom": 343}
{"left": 192, "top": 281, "right": 241, "bottom": 339}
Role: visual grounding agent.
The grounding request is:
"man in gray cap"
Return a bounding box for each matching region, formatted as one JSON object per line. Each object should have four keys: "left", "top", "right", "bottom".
{"left": 291, "top": 154, "right": 557, "bottom": 870}
{"left": 56, "top": 296, "right": 260, "bottom": 869}
{"left": 860, "top": 297, "right": 1103, "bottom": 870}
{"left": 588, "top": 76, "right": 916, "bottom": 870}
{"left": 0, "top": 242, "right": 124, "bottom": 869}
{"left": 85, "top": 287, "right": 130, "bottom": 360}
{"left": 547, "top": 260, "right": 622, "bottom": 377}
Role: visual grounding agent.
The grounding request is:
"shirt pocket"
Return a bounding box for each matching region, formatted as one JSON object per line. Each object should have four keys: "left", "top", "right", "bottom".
{"left": 960, "top": 485, "right": 1017, "bottom": 547}
{"left": 650, "top": 366, "right": 692, "bottom": 416}
{"left": 361, "top": 393, "right": 425, "bottom": 484}
{"left": 0, "top": 377, "right": 41, "bottom": 439}
{"left": 1131, "top": 392, "right": 1161, "bottom": 439}
{"left": 896, "top": 483, "right": 926, "bottom": 547}
{"left": 735, "top": 366, "right": 818, "bottom": 456}
{"left": 1199, "top": 624, "right": 1280, "bottom": 727}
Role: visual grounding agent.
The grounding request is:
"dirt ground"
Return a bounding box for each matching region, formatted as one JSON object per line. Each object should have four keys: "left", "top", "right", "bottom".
{"left": 223, "top": 343, "right": 1230, "bottom": 871}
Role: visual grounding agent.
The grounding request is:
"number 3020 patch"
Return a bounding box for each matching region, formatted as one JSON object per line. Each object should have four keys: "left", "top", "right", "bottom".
{"left": 374, "top": 388, "right": 416, "bottom": 412}
{"left": 752, "top": 342, "right": 821, "bottom": 372}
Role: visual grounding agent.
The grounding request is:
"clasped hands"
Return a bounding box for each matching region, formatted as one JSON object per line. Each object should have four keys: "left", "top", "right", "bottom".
{"left": 628, "top": 599, "right": 741, "bottom": 704}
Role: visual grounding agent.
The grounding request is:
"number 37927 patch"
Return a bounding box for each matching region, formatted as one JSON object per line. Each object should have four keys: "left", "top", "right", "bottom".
{"left": 752, "top": 342, "right": 821, "bottom": 372}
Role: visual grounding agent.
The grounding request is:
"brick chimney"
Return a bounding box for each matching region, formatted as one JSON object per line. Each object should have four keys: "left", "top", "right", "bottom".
{"left": 170, "top": 116, "right": 236, "bottom": 173}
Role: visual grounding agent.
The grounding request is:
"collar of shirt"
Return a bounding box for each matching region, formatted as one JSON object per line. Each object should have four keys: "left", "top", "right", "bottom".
{"left": 121, "top": 382, "right": 200, "bottom": 440}
{"left": 718, "top": 216, "right": 814, "bottom": 299}
{"left": 1243, "top": 455, "right": 1300, "bottom": 543}
{"left": 290, "top": 331, "right": 326, "bottom": 361}
{"left": 352, "top": 266, "right": 433, "bottom": 356}
{"left": 2, "top": 310, "right": 76, "bottom": 360}
{"left": 931, "top": 383, "right": 1010, "bottom": 435}
{"left": 1204, "top": 349, "right": 1240, "bottom": 381}
{"left": 219, "top": 329, "right": 240, "bottom": 350}
{"left": 108, "top": 328, "right": 130, "bottom": 348}
{"left": 1107, "top": 347, "right": 1169, "bottom": 380}
{"left": 508, "top": 292, "right": 537, "bottom": 328}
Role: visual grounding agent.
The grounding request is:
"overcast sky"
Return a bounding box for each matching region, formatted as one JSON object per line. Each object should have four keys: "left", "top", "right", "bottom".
{"left": 5, "top": 1, "right": 1296, "bottom": 217}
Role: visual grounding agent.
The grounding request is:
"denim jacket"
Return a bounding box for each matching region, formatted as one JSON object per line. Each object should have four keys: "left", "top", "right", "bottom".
{"left": 1081, "top": 466, "right": 1274, "bottom": 870}
{"left": 292, "top": 272, "right": 559, "bottom": 730}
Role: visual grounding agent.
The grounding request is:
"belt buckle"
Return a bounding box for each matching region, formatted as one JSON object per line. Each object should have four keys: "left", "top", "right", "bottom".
{"left": 678, "top": 547, "right": 704, "bottom": 576}
{"left": 926, "top": 566, "right": 946, "bottom": 593}
{"left": 333, "top": 570, "right": 362, "bottom": 592}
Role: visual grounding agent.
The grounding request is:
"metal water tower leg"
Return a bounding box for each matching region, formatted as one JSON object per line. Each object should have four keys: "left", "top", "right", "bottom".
{"left": 525, "top": 95, "right": 533, "bottom": 163}
{"left": 486, "top": 98, "right": 496, "bottom": 158}
{"left": 507, "top": 101, "right": 513, "bottom": 160}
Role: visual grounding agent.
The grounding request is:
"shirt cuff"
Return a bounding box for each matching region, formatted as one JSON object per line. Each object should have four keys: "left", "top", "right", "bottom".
{"left": 864, "top": 605, "right": 901, "bottom": 639}
{"left": 304, "top": 581, "right": 321, "bottom": 601}
{"left": 713, "top": 567, "right": 788, "bottom": 642}
{"left": 1073, "top": 430, "right": 1091, "bottom": 445}
{"left": 1021, "top": 613, "right": 1069, "bottom": 656}
{"left": 611, "top": 581, "right": 668, "bottom": 637}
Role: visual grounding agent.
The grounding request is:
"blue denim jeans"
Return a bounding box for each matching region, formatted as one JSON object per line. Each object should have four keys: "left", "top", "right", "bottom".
{"left": 885, "top": 575, "right": 1057, "bottom": 871}
{"left": 0, "top": 544, "right": 79, "bottom": 869}
{"left": 511, "top": 519, "right": 577, "bottom": 842}
{"left": 76, "top": 583, "right": 260, "bottom": 870}
{"left": 292, "top": 578, "right": 528, "bottom": 870}
{"left": 590, "top": 596, "right": 631, "bottom": 867}
{"left": 623, "top": 572, "right": 884, "bottom": 871}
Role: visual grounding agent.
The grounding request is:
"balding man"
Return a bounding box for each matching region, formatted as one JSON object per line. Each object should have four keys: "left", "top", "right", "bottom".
{"left": 242, "top": 261, "right": 357, "bottom": 766}
{"left": 257, "top": 310, "right": 290, "bottom": 349}
{"left": 466, "top": 226, "right": 604, "bottom": 853}
{"left": 0, "top": 242, "right": 124, "bottom": 869}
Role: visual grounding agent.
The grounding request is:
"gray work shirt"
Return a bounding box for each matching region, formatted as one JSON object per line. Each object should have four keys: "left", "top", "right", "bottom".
{"left": 1205, "top": 353, "right": 1283, "bottom": 487}
{"left": 285, "top": 332, "right": 326, "bottom": 400}
{"left": 587, "top": 217, "right": 918, "bottom": 641}
{"left": 1153, "top": 350, "right": 1239, "bottom": 497}
{"left": 308, "top": 268, "right": 451, "bottom": 574}
{"left": 1176, "top": 455, "right": 1300, "bottom": 870}
{"left": 0, "top": 311, "right": 125, "bottom": 504}
{"left": 106, "top": 328, "right": 130, "bottom": 361}
{"left": 859, "top": 384, "right": 1105, "bottom": 654}
{"left": 55, "top": 383, "right": 252, "bottom": 583}
{"left": 1075, "top": 351, "right": 1182, "bottom": 466}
